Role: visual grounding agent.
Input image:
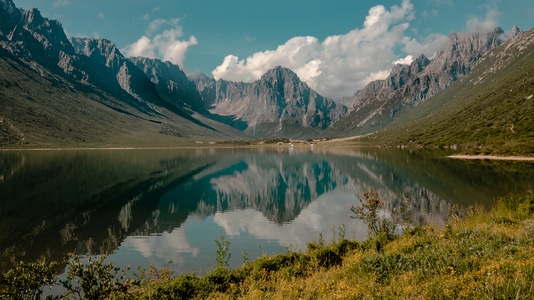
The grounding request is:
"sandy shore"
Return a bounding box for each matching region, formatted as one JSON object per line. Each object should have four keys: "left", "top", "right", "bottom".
{"left": 448, "top": 155, "right": 534, "bottom": 161}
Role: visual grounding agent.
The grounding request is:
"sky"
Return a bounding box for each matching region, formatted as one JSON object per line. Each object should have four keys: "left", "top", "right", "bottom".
{"left": 12, "top": 0, "right": 534, "bottom": 99}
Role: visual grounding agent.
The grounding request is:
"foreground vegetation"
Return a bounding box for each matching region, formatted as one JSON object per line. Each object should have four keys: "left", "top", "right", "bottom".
{"left": 1, "top": 191, "right": 533, "bottom": 299}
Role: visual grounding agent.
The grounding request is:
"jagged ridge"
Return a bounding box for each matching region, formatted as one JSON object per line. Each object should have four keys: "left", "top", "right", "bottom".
{"left": 331, "top": 27, "right": 507, "bottom": 136}
{"left": 194, "top": 66, "right": 348, "bottom": 138}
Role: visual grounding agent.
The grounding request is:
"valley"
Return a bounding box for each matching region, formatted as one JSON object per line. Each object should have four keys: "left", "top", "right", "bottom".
{"left": 0, "top": 0, "right": 533, "bottom": 156}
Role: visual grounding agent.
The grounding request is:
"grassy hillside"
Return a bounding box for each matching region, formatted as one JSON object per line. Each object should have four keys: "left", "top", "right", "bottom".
{"left": 357, "top": 28, "right": 534, "bottom": 156}
{"left": 0, "top": 50, "right": 245, "bottom": 148}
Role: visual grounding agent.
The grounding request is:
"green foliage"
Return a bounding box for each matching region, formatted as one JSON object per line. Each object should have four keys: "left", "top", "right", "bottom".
{"left": 60, "top": 254, "right": 137, "bottom": 299}
{"left": 0, "top": 259, "right": 57, "bottom": 300}
{"left": 214, "top": 235, "right": 231, "bottom": 269}
{"left": 497, "top": 192, "right": 534, "bottom": 219}
{"left": 367, "top": 32, "right": 534, "bottom": 156}
{"left": 350, "top": 189, "right": 397, "bottom": 241}
{"left": 2, "top": 192, "right": 534, "bottom": 299}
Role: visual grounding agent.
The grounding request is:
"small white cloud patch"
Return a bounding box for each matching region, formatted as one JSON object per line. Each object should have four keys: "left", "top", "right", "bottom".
{"left": 122, "top": 18, "right": 197, "bottom": 68}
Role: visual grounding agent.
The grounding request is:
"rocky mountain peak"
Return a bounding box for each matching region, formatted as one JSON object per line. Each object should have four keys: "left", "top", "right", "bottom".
{"left": 0, "top": 0, "right": 21, "bottom": 35}
{"left": 19, "top": 7, "right": 73, "bottom": 53}
{"left": 23, "top": 7, "right": 43, "bottom": 24}
{"left": 195, "top": 65, "right": 348, "bottom": 137}
{"left": 70, "top": 37, "right": 122, "bottom": 68}
{"left": 509, "top": 26, "right": 522, "bottom": 38}
{"left": 258, "top": 65, "right": 310, "bottom": 102}
{"left": 130, "top": 56, "right": 206, "bottom": 113}
{"left": 0, "top": 0, "right": 74, "bottom": 64}
{"left": 260, "top": 65, "right": 300, "bottom": 83}
{"left": 332, "top": 27, "right": 508, "bottom": 136}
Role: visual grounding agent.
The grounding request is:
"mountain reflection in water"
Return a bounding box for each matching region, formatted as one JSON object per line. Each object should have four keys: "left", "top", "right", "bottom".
{"left": 1, "top": 147, "right": 533, "bottom": 274}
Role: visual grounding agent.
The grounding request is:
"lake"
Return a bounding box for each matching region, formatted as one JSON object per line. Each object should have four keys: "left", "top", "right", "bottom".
{"left": 1, "top": 147, "right": 533, "bottom": 275}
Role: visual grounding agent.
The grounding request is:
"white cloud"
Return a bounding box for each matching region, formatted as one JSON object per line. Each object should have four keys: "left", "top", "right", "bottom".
{"left": 53, "top": 0, "right": 69, "bottom": 8}
{"left": 212, "top": 0, "right": 446, "bottom": 99}
{"left": 394, "top": 55, "right": 414, "bottom": 65}
{"left": 97, "top": 12, "right": 105, "bottom": 20}
{"left": 122, "top": 18, "right": 197, "bottom": 68}
{"left": 466, "top": 5, "right": 500, "bottom": 32}
{"left": 402, "top": 32, "right": 449, "bottom": 59}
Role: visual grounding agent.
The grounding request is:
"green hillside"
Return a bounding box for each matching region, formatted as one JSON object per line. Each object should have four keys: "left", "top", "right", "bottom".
{"left": 0, "top": 50, "right": 242, "bottom": 148}
{"left": 362, "top": 28, "right": 534, "bottom": 156}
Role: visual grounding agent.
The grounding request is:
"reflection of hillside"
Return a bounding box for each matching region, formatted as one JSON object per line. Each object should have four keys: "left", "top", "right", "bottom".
{"left": 0, "top": 150, "right": 217, "bottom": 270}
{"left": 210, "top": 158, "right": 342, "bottom": 223}
{"left": 0, "top": 152, "right": 27, "bottom": 183}
{"left": 153, "top": 153, "right": 348, "bottom": 224}
{"left": 2, "top": 147, "right": 533, "bottom": 273}
{"left": 150, "top": 149, "right": 453, "bottom": 230}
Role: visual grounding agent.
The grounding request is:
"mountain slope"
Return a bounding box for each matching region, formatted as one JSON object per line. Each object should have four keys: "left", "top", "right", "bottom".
{"left": 0, "top": 1, "right": 244, "bottom": 147}
{"left": 0, "top": 46, "right": 237, "bottom": 147}
{"left": 330, "top": 28, "right": 507, "bottom": 136}
{"left": 195, "top": 66, "right": 348, "bottom": 138}
{"left": 365, "top": 27, "right": 534, "bottom": 155}
{"left": 130, "top": 57, "right": 206, "bottom": 114}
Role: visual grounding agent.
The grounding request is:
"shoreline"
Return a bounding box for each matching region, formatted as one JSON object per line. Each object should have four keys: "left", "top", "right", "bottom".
{"left": 448, "top": 155, "right": 534, "bottom": 161}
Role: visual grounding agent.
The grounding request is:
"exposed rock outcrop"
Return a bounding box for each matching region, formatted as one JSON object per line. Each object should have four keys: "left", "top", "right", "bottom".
{"left": 331, "top": 27, "right": 507, "bottom": 136}
{"left": 194, "top": 66, "right": 348, "bottom": 138}
{"left": 130, "top": 57, "right": 206, "bottom": 113}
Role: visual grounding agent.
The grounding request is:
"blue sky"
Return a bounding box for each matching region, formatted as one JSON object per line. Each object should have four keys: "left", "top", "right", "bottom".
{"left": 12, "top": 0, "right": 534, "bottom": 98}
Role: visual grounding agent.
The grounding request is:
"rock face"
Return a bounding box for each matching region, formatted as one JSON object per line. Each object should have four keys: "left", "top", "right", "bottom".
{"left": 69, "top": 37, "right": 165, "bottom": 111}
{"left": 331, "top": 27, "right": 507, "bottom": 136}
{"left": 0, "top": 0, "right": 75, "bottom": 72}
{"left": 0, "top": 0, "right": 243, "bottom": 146}
{"left": 194, "top": 66, "right": 348, "bottom": 138}
{"left": 130, "top": 57, "right": 206, "bottom": 114}
{"left": 0, "top": 0, "right": 522, "bottom": 143}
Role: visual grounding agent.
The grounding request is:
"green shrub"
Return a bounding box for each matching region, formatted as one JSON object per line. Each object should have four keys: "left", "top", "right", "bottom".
{"left": 214, "top": 236, "right": 231, "bottom": 269}
{"left": 313, "top": 247, "right": 342, "bottom": 268}
{"left": 0, "top": 259, "right": 57, "bottom": 300}
{"left": 497, "top": 192, "right": 534, "bottom": 220}
{"left": 60, "top": 254, "right": 136, "bottom": 299}
{"left": 350, "top": 189, "right": 398, "bottom": 240}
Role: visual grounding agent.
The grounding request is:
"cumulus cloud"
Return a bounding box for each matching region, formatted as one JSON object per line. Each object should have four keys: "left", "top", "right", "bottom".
{"left": 466, "top": 5, "right": 500, "bottom": 32}
{"left": 393, "top": 55, "right": 414, "bottom": 65}
{"left": 122, "top": 18, "right": 197, "bottom": 68}
{"left": 212, "top": 0, "right": 445, "bottom": 99}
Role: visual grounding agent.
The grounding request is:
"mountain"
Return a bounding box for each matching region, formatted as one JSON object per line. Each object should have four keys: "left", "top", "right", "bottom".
{"left": 129, "top": 57, "right": 206, "bottom": 114}
{"left": 363, "top": 26, "right": 534, "bottom": 155}
{"left": 0, "top": 0, "right": 244, "bottom": 147}
{"left": 0, "top": 0, "right": 74, "bottom": 70}
{"left": 194, "top": 66, "right": 348, "bottom": 138}
{"left": 1, "top": 0, "right": 532, "bottom": 151}
{"left": 69, "top": 37, "right": 168, "bottom": 114}
{"left": 331, "top": 27, "right": 507, "bottom": 136}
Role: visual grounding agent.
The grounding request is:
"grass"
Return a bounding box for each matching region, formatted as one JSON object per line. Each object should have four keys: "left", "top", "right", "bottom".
{"left": 0, "top": 49, "right": 245, "bottom": 149}
{"left": 130, "top": 192, "right": 534, "bottom": 299}
{"left": 2, "top": 191, "right": 533, "bottom": 299}
{"left": 351, "top": 28, "right": 534, "bottom": 157}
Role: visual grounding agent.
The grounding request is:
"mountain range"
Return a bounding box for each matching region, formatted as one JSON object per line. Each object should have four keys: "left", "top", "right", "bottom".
{"left": 0, "top": 0, "right": 532, "bottom": 153}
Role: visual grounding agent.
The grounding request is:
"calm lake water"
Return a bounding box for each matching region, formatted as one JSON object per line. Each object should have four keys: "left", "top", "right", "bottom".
{"left": 1, "top": 147, "right": 534, "bottom": 275}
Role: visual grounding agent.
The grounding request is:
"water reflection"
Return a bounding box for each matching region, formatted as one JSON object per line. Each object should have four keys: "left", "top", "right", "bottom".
{"left": 1, "top": 148, "right": 533, "bottom": 273}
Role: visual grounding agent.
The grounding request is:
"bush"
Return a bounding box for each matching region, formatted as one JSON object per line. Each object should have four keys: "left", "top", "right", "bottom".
{"left": 350, "top": 189, "right": 397, "bottom": 248}
{"left": 497, "top": 192, "right": 534, "bottom": 219}
{"left": 60, "top": 254, "right": 136, "bottom": 299}
{"left": 0, "top": 259, "right": 57, "bottom": 300}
